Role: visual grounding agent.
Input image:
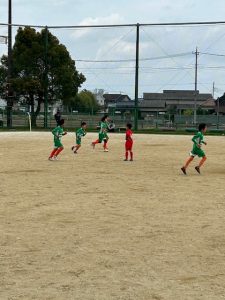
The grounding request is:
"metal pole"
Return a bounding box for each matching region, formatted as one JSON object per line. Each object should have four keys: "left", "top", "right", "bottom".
{"left": 217, "top": 97, "right": 220, "bottom": 129}
{"left": 193, "top": 47, "right": 199, "bottom": 125}
{"left": 7, "top": 0, "right": 12, "bottom": 128}
{"left": 134, "top": 23, "right": 140, "bottom": 131}
{"left": 44, "top": 26, "right": 48, "bottom": 128}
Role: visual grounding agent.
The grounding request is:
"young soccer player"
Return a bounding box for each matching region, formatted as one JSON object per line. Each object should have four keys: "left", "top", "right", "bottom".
{"left": 92, "top": 115, "right": 110, "bottom": 152}
{"left": 124, "top": 123, "right": 133, "bottom": 161}
{"left": 181, "top": 123, "right": 207, "bottom": 175}
{"left": 48, "top": 119, "right": 67, "bottom": 161}
{"left": 71, "top": 122, "right": 87, "bottom": 154}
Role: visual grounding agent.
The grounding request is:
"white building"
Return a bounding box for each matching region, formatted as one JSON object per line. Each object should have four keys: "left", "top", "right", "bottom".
{"left": 94, "top": 89, "right": 105, "bottom": 107}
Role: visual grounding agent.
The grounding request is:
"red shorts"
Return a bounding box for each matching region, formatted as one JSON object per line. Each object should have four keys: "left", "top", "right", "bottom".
{"left": 125, "top": 141, "right": 133, "bottom": 151}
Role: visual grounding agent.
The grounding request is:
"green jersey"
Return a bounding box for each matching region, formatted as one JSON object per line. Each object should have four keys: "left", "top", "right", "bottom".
{"left": 100, "top": 121, "right": 108, "bottom": 133}
{"left": 76, "top": 127, "right": 86, "bottom": 145}
{"left": 99, "top": 121, "right": 109, "bottom": 142}
{"left": 52, "top": 125, "right": 65, "bottom": 148}
{"left": 190, "top": 131, "right": 205, "bottom": 157}
{"left": 192, "top": 131, "right": 204, "bottom": 146}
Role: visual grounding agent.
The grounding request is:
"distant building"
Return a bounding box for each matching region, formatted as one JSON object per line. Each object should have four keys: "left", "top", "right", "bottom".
{"left": 103, "top": 93, "right": 131, "bottom": 109}
{"left": 0, "top": 99, "right": 6, "bottom": 108}
{"left": 139, "top": 90, "right": 213, "bottom": 117}
{"left": 215, "top": 95, "right": 225, "bottom": 114}
{"left": 94, "top": 89, "right": 105, "bottom": 107}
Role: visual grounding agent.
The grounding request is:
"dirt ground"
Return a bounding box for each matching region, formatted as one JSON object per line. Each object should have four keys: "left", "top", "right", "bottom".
{"left": 0, "top": 131, "right": 225, "bottom": 300}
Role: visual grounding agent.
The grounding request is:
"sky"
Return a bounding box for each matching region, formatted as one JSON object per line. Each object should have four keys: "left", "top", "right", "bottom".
{"left": 0, "top": 0, "right": 225, "bottom": 98}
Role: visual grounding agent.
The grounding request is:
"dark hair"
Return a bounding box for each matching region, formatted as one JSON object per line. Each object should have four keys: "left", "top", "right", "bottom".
{"left": 59, "top": 119, "right": 64, "bottom": 126}
{"left": 101, "top": 115, "right": 108, "bottom": 122}
{"left": 127, "top": 123, "right": 132, "bottom": 129}
{"left": 81, "top": 121, "right": 87, "bottom": 126}
{"left": 198, "top": 123, "right": 206, "bottom": 131}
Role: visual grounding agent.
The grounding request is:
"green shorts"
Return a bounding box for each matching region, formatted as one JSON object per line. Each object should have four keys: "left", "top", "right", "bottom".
{"left": 76, "top": 138, "right": 81, "bottom": 145}
{"left": 190, "top": 146, "right": 205, "bottom": 158}
{"left": 54, "top": 138, "right": 63, "bottom": 148}
{"left": 99, "top": 132, "right": 109, "bottom": 143}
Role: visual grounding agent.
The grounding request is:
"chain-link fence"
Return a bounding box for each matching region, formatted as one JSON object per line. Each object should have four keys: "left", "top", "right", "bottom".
{"left": 1, "top": 21, "right": 225, "bottom": 131}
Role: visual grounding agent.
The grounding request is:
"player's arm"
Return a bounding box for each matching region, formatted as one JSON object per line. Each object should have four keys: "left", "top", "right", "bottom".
{"left": 192, "top": 133, "right": 201, "bottom": 147}
{"left": 52, "top": 127, "right": 59, "bottom": 138}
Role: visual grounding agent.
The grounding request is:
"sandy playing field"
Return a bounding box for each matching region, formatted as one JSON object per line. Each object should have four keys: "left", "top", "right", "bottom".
{"left": 0, "top": 131, "right": 225, "bottom": 300}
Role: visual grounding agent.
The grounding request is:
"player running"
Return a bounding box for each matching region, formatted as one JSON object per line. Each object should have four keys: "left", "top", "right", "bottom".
{"left": 71, "top": 122, "right": 87, "bottom": 154}
{"left": 124, "top": 123, "right": 133, "bottom": 161}
{"left": 181, "top": 123, "right": 207, "bottom": 175}
{"left": 48, "top": 119, "right": 67, "bottom": 161}
{"left": 92, "top": 115, "right": 110, "bottom": 152}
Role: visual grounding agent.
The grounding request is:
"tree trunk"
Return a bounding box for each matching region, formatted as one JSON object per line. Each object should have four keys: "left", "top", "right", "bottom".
{"left": 34, "top": 98, "right": 42, "bottom": 127}
{"left": 30, "top": 94, "right": 36, "bottom": 127}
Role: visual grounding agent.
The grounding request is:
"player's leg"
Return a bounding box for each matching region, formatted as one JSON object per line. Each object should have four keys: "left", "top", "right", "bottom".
{"left": 129, "top": 143, "right": 133, "bottom": 161}
{"left": 103, "top": 134, "right": 109, "bottom": 151}
{"left": 124, "top": 143, "right": 128, "bottom": 161}
{"left": 54, "top": 146, "right": 64, "bottom": 157}
{"left": 92, "top": 133, "right": 102, "bottom": 148}
{"left": 181, "top": 154, "right": 194, "bottom": 174}
{"left": 73, "top": 138, "right": 81, "bottom": 153}
{"left": 195, "top": 155, "right": 207, "bottom": 174}
{"left": 73, "top": 144, "right": 81, "bottom": 154}
{"left": 130, "top": 150, "right": 133, "bottom": 161}
{"left": 49, "top": 147, "right": 58, "bottom": 160}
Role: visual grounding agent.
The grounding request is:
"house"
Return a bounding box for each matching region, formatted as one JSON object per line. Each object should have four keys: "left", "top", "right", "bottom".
{"left": 139, "top": 90, "right": 213, "bottom": 117}
{"left": 103, "top": 93, "right": 131, "bottom": 109}
{"left": 215, "top": 94, "right": 225, "bottom": 114}
{"left": 200, "top": 98, "right": 216, "bottom": 113}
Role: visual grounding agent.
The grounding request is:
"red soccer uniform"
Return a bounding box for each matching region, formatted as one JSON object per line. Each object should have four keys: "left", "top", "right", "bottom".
{"left": 125, "top": 129, "right": 133, "bottom": 151}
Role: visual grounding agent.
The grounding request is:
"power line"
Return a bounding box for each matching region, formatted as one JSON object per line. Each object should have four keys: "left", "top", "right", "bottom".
{"left": 1, "top": 21, "right": 225, "bottom": 29}
{"left": 200, "top": 51, "right": 225, "bottom": 57}
{"left": 76, "top": 52, "right": 191, "bottom": 63}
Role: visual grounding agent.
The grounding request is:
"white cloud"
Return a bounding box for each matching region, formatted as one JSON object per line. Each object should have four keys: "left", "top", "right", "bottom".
{"left": 71, "top": 13, "right": 124, "bottom": 39}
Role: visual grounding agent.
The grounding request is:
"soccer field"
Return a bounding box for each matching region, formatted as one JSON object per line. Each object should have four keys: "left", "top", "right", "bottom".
{"left": 1, "top": 132, "right": 225, "bottom": 300}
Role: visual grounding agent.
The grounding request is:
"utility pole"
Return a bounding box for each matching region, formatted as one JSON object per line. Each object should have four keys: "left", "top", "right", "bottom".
{"left": 7, "top": 0, "right": 13, "bottom": 128}
{"left": 134, "top": 23, "right": 140, "bottom": 131}
{"left": 212, "top": 81, "right": 215, "bottom": 98}
{"left": 44, "top": 26, "right": 48, "bottom": 129}
{"left": 193, "top": 47, "right": 199, "bottom": 125}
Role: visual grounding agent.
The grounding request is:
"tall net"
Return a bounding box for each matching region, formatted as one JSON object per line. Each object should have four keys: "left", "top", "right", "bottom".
{"left": 1, "top": 22, "right": 225, "bottom": 128}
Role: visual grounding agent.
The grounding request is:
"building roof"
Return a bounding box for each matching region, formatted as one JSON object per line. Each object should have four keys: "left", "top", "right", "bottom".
{"left": 200, "top": 98, "right": 216, "bottom": 108}
{"left": 116, "top": 101, "right": 135, "bottom": 108}
{"left": 143, "top": 90, "right": 213, "bottom": 102}
{"left": 139, "top": 100, "right": 166, "bottom": 108}
{"left": 103, "top": 94, "right": 131, "bottom": 103}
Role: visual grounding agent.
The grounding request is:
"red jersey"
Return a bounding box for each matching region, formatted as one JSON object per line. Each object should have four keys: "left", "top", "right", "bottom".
{"left": 125, "top": 129, "right": 133, "bottom": 142}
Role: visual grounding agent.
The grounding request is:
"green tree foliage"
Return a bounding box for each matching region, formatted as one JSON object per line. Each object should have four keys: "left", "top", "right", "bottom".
{"left": 71, "top": 90, "right": 99, "bottom": 113}
{"left": 1, "top": 26, "right": 85, "bottom": 126}
{"left": 0, "top": 57, "right": 7, "bottom": 99}
{"left": 183, "top": 109, "right": 193, "bottom": 116}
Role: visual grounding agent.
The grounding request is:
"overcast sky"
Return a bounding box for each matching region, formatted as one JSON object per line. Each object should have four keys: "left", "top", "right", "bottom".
{"left": 1, "top": 0, "right": 225, "bottom": 98}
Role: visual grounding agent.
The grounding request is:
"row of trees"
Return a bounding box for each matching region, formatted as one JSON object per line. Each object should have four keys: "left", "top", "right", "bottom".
{"left": 0, "top": 27, "right": 99, "bottom": 126}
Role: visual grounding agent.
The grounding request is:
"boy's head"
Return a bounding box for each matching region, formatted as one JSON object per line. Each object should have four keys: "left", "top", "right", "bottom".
{"left": 101, "top": 115, "right": 109, "bottom": 122}
{"left": 59, "top": 119, "right": 64, "bottom": 126}
{"left": 126, "top": 123, "right": 132, "bottom": 130}
{"left": 81, "top": 121, "right": 87, "bottom": 129}
{"left": 198, "top": 123, "right": 207, "bottom": 132}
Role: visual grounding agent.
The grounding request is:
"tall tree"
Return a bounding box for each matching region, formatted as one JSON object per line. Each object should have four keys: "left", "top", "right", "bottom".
{"left": 1, "top": 26, "right": 85, "bottom": 126}
{"left": 72, "top": 90, "right": 99, "bottom": 113}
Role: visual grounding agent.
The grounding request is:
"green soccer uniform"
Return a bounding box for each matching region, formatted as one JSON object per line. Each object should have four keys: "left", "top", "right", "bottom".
{"left": 98, "top": 121, "right": 109, "bottom": 143}
{"left": 52, "top": 125, "right": 64, "bottom": 148}
{"left": 76, "top": 127, "right": 86, "bottom": 145}
{"left": 190, "top": 131, "right": 205, "bottom": 157}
